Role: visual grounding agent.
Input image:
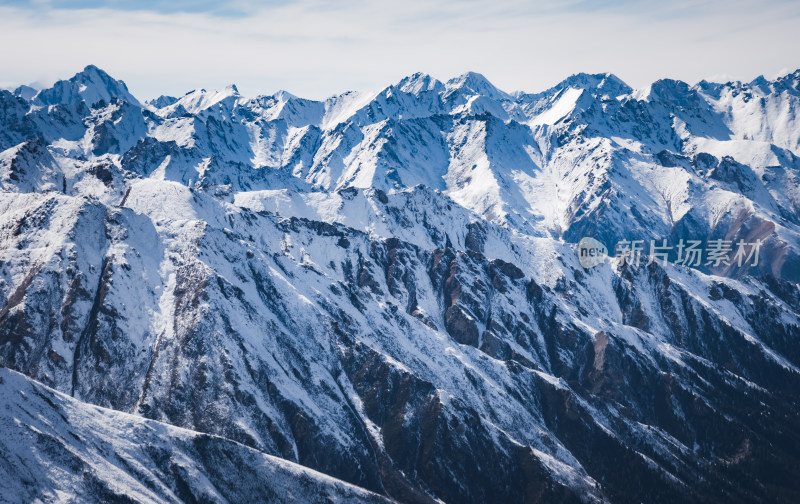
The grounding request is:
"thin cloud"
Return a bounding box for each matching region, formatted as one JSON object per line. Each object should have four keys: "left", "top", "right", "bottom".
{"left": 1, "top": 0, "right": 798, "bottom": 100}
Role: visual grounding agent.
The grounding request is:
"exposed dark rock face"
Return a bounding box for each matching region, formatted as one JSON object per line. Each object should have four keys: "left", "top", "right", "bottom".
{"left": 4, "top": 186, "right": 798, "bottom": 502}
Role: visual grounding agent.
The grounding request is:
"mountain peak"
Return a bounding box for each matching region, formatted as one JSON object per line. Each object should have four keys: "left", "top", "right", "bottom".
{"left": 13, "top": 84, "right": 38, "bottom": 101}
{"left": 553, "top": 72, "right": 631, "bottom": 97}
{"left": 33, "top": 64, "right": 140, "bottom": 108}
{"left": 147, "top": 95, "right": 179, "bottom": 109}
{"left": 446, "top": 71, "right": 509, "bottom": 100}
{"left": 769, "top": 68, "right": 800, "bottom": 93}
{"left": 273, "top": 89, "right": 298, "bottom": 102}
{"left": 646, "top": 77, "right": 693, "bottom": 101}
{"left": 396, "top": 72, "right": 444, "bottom": 95}
{"left": 159, "top": 84, "right": 241, "bottom": 116}
{"left": 81, "top": 64, "right": 103, "bottom": 75}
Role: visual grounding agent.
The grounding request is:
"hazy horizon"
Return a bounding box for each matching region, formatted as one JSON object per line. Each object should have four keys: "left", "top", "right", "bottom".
{"left": 1, "top": 0, "right": 799, "bottom": 101}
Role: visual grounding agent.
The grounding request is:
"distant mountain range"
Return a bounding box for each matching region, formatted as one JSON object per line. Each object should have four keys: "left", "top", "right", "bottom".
{"left": 1, "top": 65, "right": 800, "bottom": 503}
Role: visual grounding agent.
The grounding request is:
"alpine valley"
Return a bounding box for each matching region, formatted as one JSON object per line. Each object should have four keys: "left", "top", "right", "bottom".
{"left": 1, "top": 65, "right": 800, "bottom": 503}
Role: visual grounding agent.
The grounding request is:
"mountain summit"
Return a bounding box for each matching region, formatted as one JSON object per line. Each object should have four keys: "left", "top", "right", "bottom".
{"left": 33, "top": 64, "right": 141, "bottom": 108}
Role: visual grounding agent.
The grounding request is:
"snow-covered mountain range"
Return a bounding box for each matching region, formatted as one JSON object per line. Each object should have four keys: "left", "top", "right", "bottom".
{"left": 1, "top": 65, "right": 800, "bottom": 503}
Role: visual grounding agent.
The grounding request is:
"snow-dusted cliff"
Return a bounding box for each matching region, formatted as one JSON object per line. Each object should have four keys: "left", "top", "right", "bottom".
{"left": 1, "top": 66, "right": 800, "bottom": 503}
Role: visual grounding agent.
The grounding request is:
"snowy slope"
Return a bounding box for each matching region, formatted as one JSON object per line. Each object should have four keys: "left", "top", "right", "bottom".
{"left": 0, "top": 367, "right": 392, "bottom": 504}
{"left": 1, "top": 66, "right": 800, "bottom": 503}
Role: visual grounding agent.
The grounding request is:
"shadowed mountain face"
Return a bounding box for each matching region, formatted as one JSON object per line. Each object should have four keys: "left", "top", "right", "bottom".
{"left": 1, "top": 65, "right": 800, "bottom": 503}
{"left": 0, "top": 368, "right": 393, "bottom": 504}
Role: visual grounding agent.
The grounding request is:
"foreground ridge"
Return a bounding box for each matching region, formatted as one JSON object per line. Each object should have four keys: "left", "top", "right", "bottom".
{"left": 0, "top": 367, "right": 392, "bottom": 503}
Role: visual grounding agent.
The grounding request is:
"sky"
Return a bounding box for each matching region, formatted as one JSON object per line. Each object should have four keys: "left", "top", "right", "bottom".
{"left": 1, "top": 0, "right": 799, "bottom": 100}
